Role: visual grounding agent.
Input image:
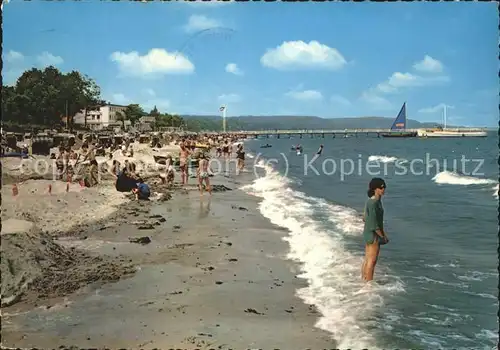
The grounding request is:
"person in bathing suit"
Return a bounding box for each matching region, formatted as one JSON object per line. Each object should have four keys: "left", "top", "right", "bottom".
{"left": 197, "top": 153, "right": 212, "bottom": 196}
{"left": 236, "top": 144, "right": 245, "bottom": 173}
{"left": 222, "top": 141, "right": 229, "bottom": 159}
{"left": 361, "top": 178, "right": 388, "bottom": 282}
{"left": 179, "top": 142, "right": 191, "bottom": 186}
{"left": 165, "top": 155, "right": 175, "bottom": 188}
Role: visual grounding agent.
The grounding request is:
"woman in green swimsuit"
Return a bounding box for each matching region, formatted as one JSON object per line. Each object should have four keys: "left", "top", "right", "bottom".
{"left": 361, "top": 178, "right": 388, "bottom": 281}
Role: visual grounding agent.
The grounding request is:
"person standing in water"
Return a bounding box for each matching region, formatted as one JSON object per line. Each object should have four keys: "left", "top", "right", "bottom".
{"left": 197, "top": 153, "right": 212, "bottom": 197}
{"left": 236, "top": 144, "right": 245, "bottom": 173}
{"left": 361, "top": 178, "right": 388, "bottom": 282}
{"left": 179, "top": 142, "right": 191, "bottom": 186}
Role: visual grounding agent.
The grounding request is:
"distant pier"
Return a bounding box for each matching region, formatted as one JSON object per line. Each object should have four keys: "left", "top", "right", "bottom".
{"left": 221, "top": 129, "right": 417, "bottom": 138}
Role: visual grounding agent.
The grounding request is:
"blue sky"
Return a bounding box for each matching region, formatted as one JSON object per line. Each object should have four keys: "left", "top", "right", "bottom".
{"left": 3, "top": 1, "right": 498, "bottom": 126}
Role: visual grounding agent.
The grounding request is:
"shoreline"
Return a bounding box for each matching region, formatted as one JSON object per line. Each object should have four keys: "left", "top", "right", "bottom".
{"left": 1, "top": 158, "right": 336, "bottom": 348}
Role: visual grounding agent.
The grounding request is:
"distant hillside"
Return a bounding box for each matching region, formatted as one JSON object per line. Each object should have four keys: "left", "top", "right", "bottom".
{"left": 182, "top": 115, "right": 450, "bottom": 132}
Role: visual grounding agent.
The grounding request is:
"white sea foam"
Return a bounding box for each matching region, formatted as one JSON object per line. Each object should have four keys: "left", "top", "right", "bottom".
{"left": 493, "top": 184, "right": 499, "bottom": 198}
{"left": 368, "top": 155, "right": 403, "bottom": 163}
{"left": 432, "top": 171, "right": 496, "bottom": 186}
{"left": 241, "top": 161, "right": 404, "bottom": 349}
{"left": 453, "top": 270, "right": 496, "bottom": 282}
{"left": 463, "top": 291, "right": 498, "bottom": 300}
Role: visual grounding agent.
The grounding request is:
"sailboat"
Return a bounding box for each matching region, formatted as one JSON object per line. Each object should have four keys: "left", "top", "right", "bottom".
{"left": 416, "top": 105, "right": 488, "bottom": 138}
{"left": 381, "top": 102, "right": 417, "bottom": 138}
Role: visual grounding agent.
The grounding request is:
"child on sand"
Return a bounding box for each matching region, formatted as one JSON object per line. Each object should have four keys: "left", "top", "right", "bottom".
{"left": 166, "top": 156, "right": 175, "bottom": 188}
{"left": 133, "top": 177, "right": 151, "bottom": 201}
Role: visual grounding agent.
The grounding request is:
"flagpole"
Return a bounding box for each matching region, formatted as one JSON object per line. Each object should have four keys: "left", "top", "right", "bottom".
{"left": 223, "top": 107, "right": 227, "bottom": 133}
{"left": 220, "top": 105, "right": 227, "bottom": 133}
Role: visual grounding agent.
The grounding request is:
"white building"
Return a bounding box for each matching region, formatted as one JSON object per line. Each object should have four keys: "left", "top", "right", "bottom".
{"left": 74, "top": 104, "right": 131, "bottom": 130}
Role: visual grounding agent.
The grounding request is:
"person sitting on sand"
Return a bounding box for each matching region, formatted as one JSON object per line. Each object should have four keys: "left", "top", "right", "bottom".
{"left": 133, "top": 177, "right": 150, "bottom": 200}
{"left": 115, "top": 167, "right": 137, "bottom": 192}
{"left": 111, "top": 160, "right": 121, "bottom": 179}
{"left": 197, "top": 153, "right": 212, "bottom": 197}
{"left": 84, "top": 159, "right": 99, "bottom": 187}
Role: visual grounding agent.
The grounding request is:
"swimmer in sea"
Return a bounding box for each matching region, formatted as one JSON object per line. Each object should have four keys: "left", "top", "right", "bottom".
{"left": 197, "top": 153, "right": 212, "bottom": 197}
{"left": 316, "top": 144, "right": 324, "bottom": 156}
{"left": 361, "top": 178, "right": 389, "bottom": 282}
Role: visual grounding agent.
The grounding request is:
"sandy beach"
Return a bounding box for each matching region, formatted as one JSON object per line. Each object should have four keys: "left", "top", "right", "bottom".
{"left": 1, "top": 153, "right": 335, "bottom": 348}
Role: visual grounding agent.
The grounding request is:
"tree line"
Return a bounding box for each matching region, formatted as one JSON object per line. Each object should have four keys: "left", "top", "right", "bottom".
{"left": 1, "top": 66, "right": 187, "bottom": 131}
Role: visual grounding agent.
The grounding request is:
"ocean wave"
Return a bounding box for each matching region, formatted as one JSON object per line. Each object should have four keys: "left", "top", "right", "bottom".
{"left": 432, "top": 171, "right": 496, "bottom": 186}
{"left": 493, "top": 184, "right": 499, "bottom": 198}
{"left": 413, "top": 275, "right": 469, "bottom": 288}
{"left": 241, "top": 160, "right": 404, "bottom": 349}
{"left": 463, "top": 291, "right": 498, "bottom": 300}
{"left": 424, "top": 262, "right": 459, "bottom": 269}
{"left": 453, "top": 270, "right": 496, "bottom": 282}
{"left": 368, "top": 155, "right": 403, "bottom": 163}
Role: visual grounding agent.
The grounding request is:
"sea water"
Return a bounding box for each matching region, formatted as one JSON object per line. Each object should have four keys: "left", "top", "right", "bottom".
{"left": 241, "top": 133, "right": 498, "bottom": 349}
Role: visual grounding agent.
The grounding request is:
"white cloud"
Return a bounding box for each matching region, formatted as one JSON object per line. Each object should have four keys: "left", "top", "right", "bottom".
{"left": 5, "top": 50, "right": 24, "bottom": 64}
{"left": 110, "top": 48, "right": 194, "bottom": 77}
{"left": 260, "top": 40, "right": 347, "bottom": 71}
{"left": 375, "top": 72, "right": 450, "bottom": 94}
{"left": 285, "top": 90, "right": 323, "bottom": 101}
{"left": 413, "top": 55, "right": 444, "bottom": 73}
{"left": 360, "top": 92, "right": 393, "bottom": 110}
{"left": 366, "top": 56, "right": 449, "bottom": 97}
{"left": 218, "top": 93, "right": 241, "bottom": 103}
{"left": 110, "top": 92, "right": 170, "bottom": 111}
{"left": 330, "top": 94, "right": 351, "bottom": 106}
{"left": 37, "top": 51, "right": 64, "bottom": 66}
{"left": 225, "top": 63, "right": 243, "bottom": 76}
{"left": 183, "top": 15, "right": 221, "bottom": 34}
{"left": 418, "top": 103, "right": 454, "bottom": 113}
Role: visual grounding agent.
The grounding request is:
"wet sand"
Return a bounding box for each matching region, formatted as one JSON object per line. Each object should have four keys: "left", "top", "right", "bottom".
{"left": 2, "top": 169, "right": 335, "bottom": 348}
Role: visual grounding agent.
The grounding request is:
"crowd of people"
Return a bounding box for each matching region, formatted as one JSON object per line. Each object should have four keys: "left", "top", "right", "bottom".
{"left": 159, "top": 137, "right": 246, "bottom": 197}
{"left": 48, "top": 133, "right": 246, "bottom": 200}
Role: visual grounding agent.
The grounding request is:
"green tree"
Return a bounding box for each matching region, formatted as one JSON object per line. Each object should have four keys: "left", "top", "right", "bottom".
{"left": 115, "top": 111, "right": 127, "bottom": 129}
{"left": 149, "top": 106, "right": 160, "bottom": 118}
{"left": 149, "top": 106, "right": 160, "bottom": 130}
{"left": 125, "top": 104, "right": 145, "bottom": 126}
{"left": 1, "top": 66, "right": 102, "bottom": 129}
{"left": 154, "top": 113, "right": 185, "bottom": 129}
